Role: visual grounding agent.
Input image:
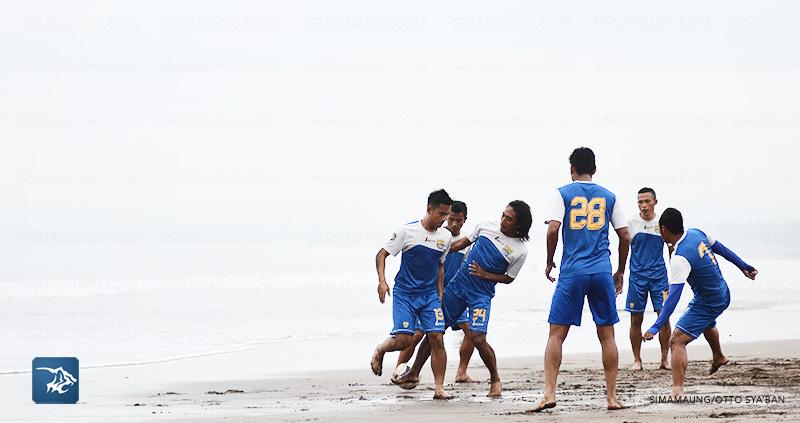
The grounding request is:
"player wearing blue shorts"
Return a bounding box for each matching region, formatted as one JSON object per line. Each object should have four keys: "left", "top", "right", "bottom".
{"left": 626, "top": 187, "right": 671, "bottom": 371}
{"left": 643, "top": 208, "right": 758, "bottom": 398}
{"left": 393, "top": 201, "right": 478, "bottom": 384}
{"left": 394, "top": 201, "right": 531, "bottom": 398}
{"left": 531, "top": 147, "right": 631, "bottom": 412}
{"left": 371, "top": 189, "right": 453, "bottom": 399}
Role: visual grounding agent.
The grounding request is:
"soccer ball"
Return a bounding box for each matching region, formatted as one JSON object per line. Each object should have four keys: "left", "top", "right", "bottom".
{"left": 391, "top": 362, "right": 418, "bottom": 390}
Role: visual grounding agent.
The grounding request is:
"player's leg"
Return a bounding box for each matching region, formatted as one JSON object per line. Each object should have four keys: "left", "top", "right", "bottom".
{"left": 628, "top": 312, "right": 644, "bottom": 370}
{"left": 655, "top": 310, "right": 672, "bottom": 370}
{"left": 707, "top": 284, "right": 731, "bottom": 375}
{"left": 371, "top": 293, "right": 417, "bottom": 376}
{"left": 704, "top": 325, "right": 729, "bottom": 374}
{"left": 527, "top": 323, "right": 569, "bottom": 412}
{"left": 530, "top": 274, "right": 584, "bottom": 412}
{"left": 371, "top": 333, "right": 415, "bottom": 376}
{"left": 455, "top": 320, "right": 477, "bottom": 383}
{"left": 625, "top": 275, "right": 647, "bottom": 370}
{"left": 470, "top": 331, "right": 500, "bottom": 397}
{"left": 587, "top": 273, "right": 625, "bottom": 410}
{"left": 468, "top": 298, "right": 499, "bottom": 397}
{"left": 668, "top": 329, "right": 694, "bottom": 397}
{"left": 395, "top": 328, "right": 423, "bottom": 368}
{"left": 420, "top": 291, "right": 450, "bottom": 399}
{"left": 651, "top": 281, "right": 671, "bottom": 369}
{"left": 427, "top": 331, "right": 450, "bottom": 399}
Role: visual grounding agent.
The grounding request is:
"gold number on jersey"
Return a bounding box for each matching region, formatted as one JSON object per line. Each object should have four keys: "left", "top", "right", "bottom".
{"left": 698, "top": 241, "right": 718, "bottom": 266}
{"left": 569, "top": 197, "right": 607, "bottom": 230}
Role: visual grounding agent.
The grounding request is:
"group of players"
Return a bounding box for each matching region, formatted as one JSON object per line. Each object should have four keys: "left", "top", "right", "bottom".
{"left": 369, "top": 147, "right": 758, "bottom": 410}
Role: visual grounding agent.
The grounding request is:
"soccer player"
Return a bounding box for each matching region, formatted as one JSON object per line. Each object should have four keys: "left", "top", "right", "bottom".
{"left": 643, "top": 208, "right": 757, "bottom": 398}
{"left": 370, "top": 189, "right": 453, "bottom": 399}
{"left": 395, "top": 201, "right": 532, "bottom": 398}
{"left": 531, "top": 147, "right": 631, "bottom": 412}
{"left": 626, "top": 187, "right": 671, "bottom": 371}
{"left": 393, "top": 201, "right": 478, "bottom": 384}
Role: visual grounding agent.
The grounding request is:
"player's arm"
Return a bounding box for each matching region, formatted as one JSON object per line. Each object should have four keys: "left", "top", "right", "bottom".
{"left": 450, "top": 236, "right": 473, "bottom": 252}
{"left": 437, "top": 262, "right": 445, "bottom": 299}
{"left": 377, "top": 228, "right": 407, "bottom": 303}
{"left": 545, "top": 189, "right": 565, "bottom": 282}
{"left": 375, "top": 248, "right": 391, "bottom": 303}
{"left": 468, "top": 261, "right": 514, "bottom": 284}
{"left": 545, "top": 220, "right": 560, "bottom": 282}
{"left": 707, "top": 235, "right": 758, "bottom": 280}
{"left": 611, "top": 201, "right": 630, "bottom": 295}
{"left": 644, "top": 255, "right": 690, "bottom": 340}
{"left": 614, "top": 227, "right": 631, "bottom": 294}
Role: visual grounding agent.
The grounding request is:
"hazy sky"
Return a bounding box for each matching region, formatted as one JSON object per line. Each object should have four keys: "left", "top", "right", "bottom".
{"left": 2, "top": 1, "right": 798, "bottom": 281}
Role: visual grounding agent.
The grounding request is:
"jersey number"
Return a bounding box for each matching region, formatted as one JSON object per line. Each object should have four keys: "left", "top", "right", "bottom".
{"left": 698, "top": 241, "right": 718, "bottom": 266}
{"left": 569, "top": 197, "right": 606, "bottom": 230}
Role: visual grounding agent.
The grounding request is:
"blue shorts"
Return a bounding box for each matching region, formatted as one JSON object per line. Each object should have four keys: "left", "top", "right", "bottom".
{"left": 676, "top": 287, "right": 731, "bottom": 339}
{"left": 548, "top": 273, "right": 620, "bottom": 326}
{"left": 391, "top": 291, "right": 446, "bottom": 335}
{"left": 625, "top": 274, "right": 669, "bottom": 313}
{"left": 442, "top": 288, "right": 492, "bottom": 334}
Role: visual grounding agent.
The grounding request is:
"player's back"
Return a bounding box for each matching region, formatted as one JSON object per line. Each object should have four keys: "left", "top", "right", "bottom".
{"left": 557, "top": 181, "right": 618, "bottom": 277}
{"left": 674, "top": 228, "right": 727, "bottom": 300}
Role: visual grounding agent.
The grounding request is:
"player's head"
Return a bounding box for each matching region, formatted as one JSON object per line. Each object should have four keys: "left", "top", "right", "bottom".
{"left": 658, "top": 207, "right": 684, "bottom": 243}
{"left": 426, "top": 189, "right": 453, "bottom": 228}
{"left": 637, "top": 187, "right": 658, "bottom": 218}
{"left": 446, "top": 200, "right": 467, "bottom": 235}
{"left": 502, "top": 200, "right": 532, "bottom": 241}
{"left": 569, "top": 147, "right": 596, "bottom": 179}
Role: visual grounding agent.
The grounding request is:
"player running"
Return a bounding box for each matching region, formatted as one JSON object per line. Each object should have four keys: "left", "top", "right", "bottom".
{"left": 370, "top": 189, "right": 453, "bottom": 399}
{"left": 394, "top": 200, "right": 532, "bottom": 398}
{"left": 643, "top": 207, "right": 757, "bottom": 398}
{"left": 531, "top": 147, "right": 631, "bottom": 412}
{"left": 626, "top": 187, "right": 671, "bottom": 371}
{"left": 393, "top": 200, "right": 478, "bottom": 384}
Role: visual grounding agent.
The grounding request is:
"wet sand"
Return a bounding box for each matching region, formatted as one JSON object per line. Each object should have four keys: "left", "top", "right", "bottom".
{"left": 4, "top": 339, "right": 798, "bottom": 422}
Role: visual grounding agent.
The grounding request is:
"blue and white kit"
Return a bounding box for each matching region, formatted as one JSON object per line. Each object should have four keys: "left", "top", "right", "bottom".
{"left": 383, "top": 220, "right": 451, "bottom": 335}
{"left": 625, "top": 214, "right": 669, "bottom": 313}
{"left": 442, "top": 221, "right": 527, "bottom": 334}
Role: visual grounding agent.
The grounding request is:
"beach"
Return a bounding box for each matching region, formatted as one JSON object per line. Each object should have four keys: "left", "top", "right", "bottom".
{"left": 2, "top": 338, "right": 798, "bottom": 422}
{"left": 1, "top": 253, "right": 798, "bottom": 421}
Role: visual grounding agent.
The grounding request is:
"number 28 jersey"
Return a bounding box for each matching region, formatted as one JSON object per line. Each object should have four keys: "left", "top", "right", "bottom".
{"left": 548, "top": 181, "right": 627, "bottom": 278}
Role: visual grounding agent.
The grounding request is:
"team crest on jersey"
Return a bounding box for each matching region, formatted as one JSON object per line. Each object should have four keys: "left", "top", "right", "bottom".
{"left": 437, "top": 239, "right": 446, "bottom": 250}
{"left": 503, "top": 245, "right": 513, "bottom": 255}
{"left": 402, "top": 321, "right": 410, "bottom": 328}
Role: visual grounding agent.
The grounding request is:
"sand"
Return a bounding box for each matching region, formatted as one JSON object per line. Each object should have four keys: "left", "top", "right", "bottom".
{"left": 4, "top": 338, "right": 799, "bottom": 422}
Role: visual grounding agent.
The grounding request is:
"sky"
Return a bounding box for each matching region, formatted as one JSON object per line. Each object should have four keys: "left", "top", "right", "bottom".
{"left": 2, "top": 1, "right": 799, "bottom": 282}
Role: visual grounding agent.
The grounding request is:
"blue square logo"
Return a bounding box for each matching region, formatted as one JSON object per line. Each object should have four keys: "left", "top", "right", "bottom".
{"left": 32, "top": 357, "right": 79, "bottom": 404}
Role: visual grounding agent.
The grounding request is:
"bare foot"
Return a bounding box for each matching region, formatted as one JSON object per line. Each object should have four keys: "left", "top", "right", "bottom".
{"left": 526, "top": 398, "right": 556, "bottom": 413}
{"left": 607, "top": 398, "right": 629, "bottom": 410}
{"left": 671, "top": 386, "right": 684, "bottom": 399}
{"left": 629, "top": 360, "right": 643, "bottom": 371}
{"left": 709, "top": 357, "right": 729, "bottom": 375}
{"left": 433, "top": 389, "right": 452, "bottom": 400}
{"left": 370, "top": 349, "right": 384, "bottom": 376}
{"left": 455, "top": 373, "right": 478, "bottom": 383}
{"left": 487, "top": 380, "right": 502, "bottom": 398}
{"left": 659, "top": 360, "right": 671, "bottom": 370}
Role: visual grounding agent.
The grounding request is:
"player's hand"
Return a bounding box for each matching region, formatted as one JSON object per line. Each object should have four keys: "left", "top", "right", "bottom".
{"left": 469, "top": 261, "right": 488, "bottom": 279}
{"left": 377, "top": 281, "right": 390, "bottom": 303}
{"left": 742, "top": 267, "right": 758, "bottom": 280}
{"left": 613, "top": 271, "right": 624, "bottom": 295}
{"left": 545, "top": 262, "right": 556, "bottom": 282}
{"left": 642, "top": 331, "right": 655, "bottom": 341}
